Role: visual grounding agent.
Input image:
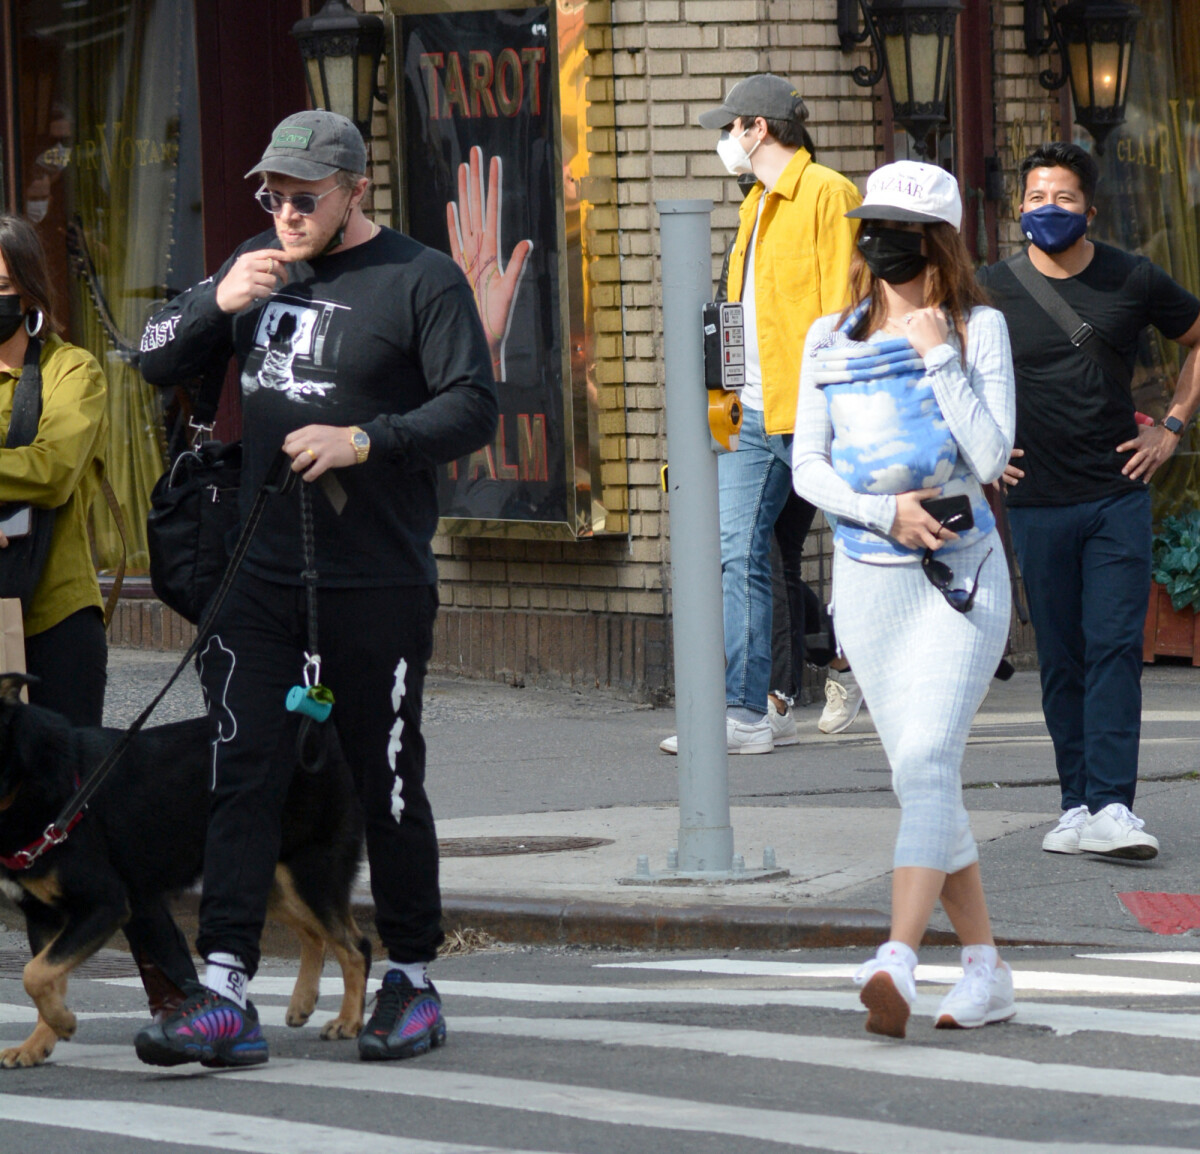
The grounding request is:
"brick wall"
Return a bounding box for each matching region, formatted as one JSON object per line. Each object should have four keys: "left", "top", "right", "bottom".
{"left": 342, "top": 1, "right": 1060, "bottom": 698}
{"left": 359, "top": 1, "right": 884, "bottom": 699}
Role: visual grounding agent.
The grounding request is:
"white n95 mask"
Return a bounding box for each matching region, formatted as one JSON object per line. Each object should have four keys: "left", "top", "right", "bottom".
{"left": 716, "top": 127, "right": 760, "bottom": 176}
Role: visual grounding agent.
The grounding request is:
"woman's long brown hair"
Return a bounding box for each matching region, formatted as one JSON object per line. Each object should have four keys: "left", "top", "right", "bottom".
{"left": 0, "top": 214, "right": 58, "bottom": 334}
{"left": 840, "top": 220, "right": 990, "bottom": 346}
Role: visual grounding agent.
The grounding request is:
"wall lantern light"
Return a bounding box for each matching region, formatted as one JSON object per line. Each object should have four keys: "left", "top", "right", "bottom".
{"left": 839, "top": 0, "right": 963, "bottom": 159}
{"left": 1024, "top": 0, "right": 1140, "bottom": 154}
{"left": 291, "top": 0, "right": 387, "bottom": 140}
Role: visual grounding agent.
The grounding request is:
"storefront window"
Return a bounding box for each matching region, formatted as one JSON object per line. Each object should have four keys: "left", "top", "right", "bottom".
{"left": 14, "top": 0, "right": 203, "bottom": 571}
{"left": 1081, "top": 0, "right": 1200, "bottom": 516}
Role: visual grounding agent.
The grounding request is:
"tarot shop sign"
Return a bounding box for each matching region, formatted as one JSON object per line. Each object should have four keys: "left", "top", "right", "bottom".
{"left": 401, "top": 6, "right": 569, "bottom": 530}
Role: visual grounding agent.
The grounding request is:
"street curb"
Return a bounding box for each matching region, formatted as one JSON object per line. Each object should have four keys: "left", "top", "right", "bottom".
{"left": 148, "top": 892, "right": 958, "bottom": 955}
{"left": 432, "top": 894, "right": 962, "bottom": 951}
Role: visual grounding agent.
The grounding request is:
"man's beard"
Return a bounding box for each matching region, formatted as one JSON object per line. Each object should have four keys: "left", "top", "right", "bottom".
{"left": 279, "top": 198, "right": 352, "bottom": 260}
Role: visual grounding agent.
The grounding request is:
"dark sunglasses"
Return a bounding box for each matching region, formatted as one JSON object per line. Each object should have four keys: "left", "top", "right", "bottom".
{"left": 255, "top": 185, "right": 339, "bottom": 216}
{"left": 922, "top": 540, "right": 993, "bottom": 614}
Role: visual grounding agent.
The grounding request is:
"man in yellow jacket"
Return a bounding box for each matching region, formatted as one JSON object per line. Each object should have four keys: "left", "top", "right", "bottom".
{"left": 699, "top": 74, "right": 860, "bottom": 752}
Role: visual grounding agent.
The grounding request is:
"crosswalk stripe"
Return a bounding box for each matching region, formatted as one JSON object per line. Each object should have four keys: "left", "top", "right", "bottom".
{"left": 596, "top": 958, "right": 1200, "bottom": 995}
{"left": 0, "top": 1091, "right": 557, "bottom": 1154}
{"left": 82, "top": 976, "right": 1200, "bottom": 1041}
{"left": 451, "top": 1014, "right": 1200, "bottom": 1106}
{"left": 31, "top": 1044, "right": 1198, "bottom": 1154}
{"left": 1077, "top": 952, "right": 1200, "bottom": 966}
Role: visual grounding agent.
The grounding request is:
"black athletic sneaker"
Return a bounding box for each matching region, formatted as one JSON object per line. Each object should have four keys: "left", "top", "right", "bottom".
{"left": 358, "top": 970, "right": 446, "bottom": 1061}
{"left": 134, "top": 981, "right": 269, "bottom": 1068}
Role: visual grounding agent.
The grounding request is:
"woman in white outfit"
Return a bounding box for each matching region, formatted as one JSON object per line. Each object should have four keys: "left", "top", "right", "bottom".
{"left": 792, "top": 161, "right": 1017, "bottom": 1039}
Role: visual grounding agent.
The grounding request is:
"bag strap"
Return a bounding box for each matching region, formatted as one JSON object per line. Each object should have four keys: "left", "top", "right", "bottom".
{"left": 1003, "top": 249, "right": 1131, "bottom": 391}
{"left": 6, "top": 337, "right": 43, "bottom": 450}
{"left": 97, "top": 477, "right": 127, "bottom": 627}
{"left": 188, "top": 364, "right": 227, "bottom": 440}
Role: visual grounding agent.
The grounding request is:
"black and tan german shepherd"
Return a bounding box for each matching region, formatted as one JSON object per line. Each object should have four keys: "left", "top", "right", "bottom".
{"left": 0, "top": 673, "right": 370, "bottom": 1068}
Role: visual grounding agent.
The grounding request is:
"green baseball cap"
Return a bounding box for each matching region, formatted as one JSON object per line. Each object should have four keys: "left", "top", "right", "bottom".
{"left": 245, "top": 110, "right": 367, "bottom": 181}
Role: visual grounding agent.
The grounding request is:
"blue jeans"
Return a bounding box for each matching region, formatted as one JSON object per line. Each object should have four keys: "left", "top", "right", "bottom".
{"left": 718, "top": 407, "right": 794, "bottom": 715}
{"left": 1008, "top": 487, "right": 1151, "bottom": 812}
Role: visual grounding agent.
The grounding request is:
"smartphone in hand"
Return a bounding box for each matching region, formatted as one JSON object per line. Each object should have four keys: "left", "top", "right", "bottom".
{"left": 919, "top": 493, "right": 974, "bottom": 533}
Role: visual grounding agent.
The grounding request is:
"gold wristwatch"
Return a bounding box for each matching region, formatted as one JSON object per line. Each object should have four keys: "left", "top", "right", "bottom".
{"left": 349, "top": 426, "right": 370, "bottom": 465}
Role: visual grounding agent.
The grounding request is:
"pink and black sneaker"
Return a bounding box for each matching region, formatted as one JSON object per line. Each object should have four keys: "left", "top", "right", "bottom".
{"left": 358, "top": 969, "right": 446, "bottom": 1061}
{"left": 134, "top": 981, "right": 268, "bottom": 1068}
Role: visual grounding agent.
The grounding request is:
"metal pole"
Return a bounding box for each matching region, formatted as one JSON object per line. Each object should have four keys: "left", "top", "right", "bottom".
{"left": 656, "top": 198, "right": 734, "bottom": 874}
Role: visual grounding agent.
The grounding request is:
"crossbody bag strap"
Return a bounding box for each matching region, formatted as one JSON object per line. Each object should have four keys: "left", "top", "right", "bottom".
{"left": 1003, "top": 249, "right": 1131, "bottom": 391}
{"left": 98, "top": 477, "right": 127, "bottom": 627}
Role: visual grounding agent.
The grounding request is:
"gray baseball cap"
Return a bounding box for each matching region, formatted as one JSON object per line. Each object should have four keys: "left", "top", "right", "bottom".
{"left": 245, "top": 110, "right": 366, "bottom": 181}
{"left": 698, "top": 74, "right": 808, "bottom": 130}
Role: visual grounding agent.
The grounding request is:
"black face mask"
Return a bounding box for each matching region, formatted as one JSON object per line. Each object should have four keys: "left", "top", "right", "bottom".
{"left": 0, "top": 296, "right": 23, "bottom": 344}
{"left": 856, "top": 226, "right": 927, "bottom": 285}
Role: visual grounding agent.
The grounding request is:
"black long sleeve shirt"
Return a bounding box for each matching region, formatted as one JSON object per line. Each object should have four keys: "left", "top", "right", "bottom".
{"left": 140, "top": 227, "right": 497, "bottom": 586}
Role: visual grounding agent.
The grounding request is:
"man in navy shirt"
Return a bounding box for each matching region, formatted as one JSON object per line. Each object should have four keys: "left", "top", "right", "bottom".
{"left": 979, "top": 142, "right": 1200, "bottom": 860}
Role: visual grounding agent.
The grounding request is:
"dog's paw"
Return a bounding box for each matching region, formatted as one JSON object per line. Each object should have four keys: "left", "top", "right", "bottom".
{"left": 0, "top": 1039, "right": 54, "bottom": 1068}
{"left": 285, "top": 1005, "right": 313, "bottom": 1028}
{"left": 319, "top": 1016, "right": 362, "bottom": 1040}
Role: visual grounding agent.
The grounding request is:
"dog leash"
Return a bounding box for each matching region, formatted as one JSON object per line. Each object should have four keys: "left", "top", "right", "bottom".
{"left": 2, "top": 453, "right": 300, "bottom": 871}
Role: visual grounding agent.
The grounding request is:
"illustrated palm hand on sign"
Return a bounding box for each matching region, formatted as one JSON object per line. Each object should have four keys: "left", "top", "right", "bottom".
{"left": 446, "top": 145, "right": 533, "bottom": 381}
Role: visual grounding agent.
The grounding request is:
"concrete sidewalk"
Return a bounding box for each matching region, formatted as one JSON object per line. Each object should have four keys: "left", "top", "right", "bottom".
{"left": 91, "top": 647, "right": 1200, "bottom": 952}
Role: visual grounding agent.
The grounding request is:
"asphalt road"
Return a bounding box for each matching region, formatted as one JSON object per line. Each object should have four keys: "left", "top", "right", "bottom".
{"left": 5, "top": 943, "right": 1200, "bottom": 1152}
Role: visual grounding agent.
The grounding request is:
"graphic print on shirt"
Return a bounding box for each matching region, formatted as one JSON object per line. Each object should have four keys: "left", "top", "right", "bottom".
{"left": 242, "top": 295, "right": 349, "bottom": 403}
{"left": 386, "top": 656, "right": 409, "bottom": 823}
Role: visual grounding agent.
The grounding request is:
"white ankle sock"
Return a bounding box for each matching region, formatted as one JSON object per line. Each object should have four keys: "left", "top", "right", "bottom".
{"left": 961, "top": 944, "right": 999, "bottom": 973}
{"left": 388, "top": 961, "right": 429, "bottom": 988}
{"left": 204, "top": 952, "right": 248, "bottom": 1008}
{"left": 876, "top": 940, "right": 919, "bottom": 971}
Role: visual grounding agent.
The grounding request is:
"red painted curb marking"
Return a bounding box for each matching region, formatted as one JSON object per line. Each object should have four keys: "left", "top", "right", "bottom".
{"left": 1120, "top": 891, "right": 1200, "bottom": 935}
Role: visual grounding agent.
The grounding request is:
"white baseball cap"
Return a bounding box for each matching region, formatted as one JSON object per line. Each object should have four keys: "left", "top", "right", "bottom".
{"left": 846, "top": 161, "right": 962, "bottom": 230}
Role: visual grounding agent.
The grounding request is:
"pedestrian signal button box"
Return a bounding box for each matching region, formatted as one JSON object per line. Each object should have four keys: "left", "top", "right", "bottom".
{"left": 703, "top": 302, "right": 745, "bottom": 391}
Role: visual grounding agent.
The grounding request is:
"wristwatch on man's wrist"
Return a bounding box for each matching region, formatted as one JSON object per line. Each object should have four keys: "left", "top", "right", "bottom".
{"left": 349, "top": 426, "right": 370, "bottom": 464}
{"left": 1163, "top": 415, "right": 1186, "bottom": 436}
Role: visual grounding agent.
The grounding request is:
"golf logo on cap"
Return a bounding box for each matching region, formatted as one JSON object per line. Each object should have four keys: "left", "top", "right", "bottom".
{"left": 274, "top": 127, "right": 313, "bottom": 150}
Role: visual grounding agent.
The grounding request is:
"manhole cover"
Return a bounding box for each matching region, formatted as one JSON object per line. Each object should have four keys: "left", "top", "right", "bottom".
{"left": 0, "top": 948, "right": 139, "bottom": 979}
{"left": 440, "top": 836, "right": 613, "bottom": 857}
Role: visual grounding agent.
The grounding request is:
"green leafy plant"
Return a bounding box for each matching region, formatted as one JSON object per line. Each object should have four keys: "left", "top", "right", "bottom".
{"left": 1153, "top": 510, "right": 1200, "bottom": 613}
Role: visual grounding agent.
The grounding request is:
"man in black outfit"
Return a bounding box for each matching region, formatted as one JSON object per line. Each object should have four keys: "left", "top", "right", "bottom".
{"left": 135, "top": 111, "right": 497, "bottom": 1067}
{"left": 979, "top": 142, "right": 1200, "bottom": 861}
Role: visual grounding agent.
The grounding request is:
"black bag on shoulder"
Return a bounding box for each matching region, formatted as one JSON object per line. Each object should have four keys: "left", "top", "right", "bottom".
{"left": 146, "top": 368, "right": 241, "bottom": 624}
{"left": 0, "top": 336, "right": 58, "bottom": 612}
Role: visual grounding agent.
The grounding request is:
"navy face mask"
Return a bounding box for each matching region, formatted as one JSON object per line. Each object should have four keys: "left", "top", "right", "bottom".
{"left": 1019, "top": 204, "right": 1089, "bottom": 254}
{"left": 0, "top": 296, "right": 22, "bottom": 344}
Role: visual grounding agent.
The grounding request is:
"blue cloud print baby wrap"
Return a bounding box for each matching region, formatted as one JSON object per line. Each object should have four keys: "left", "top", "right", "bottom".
{"left": 812, "top": 305, "right": 993, "bottom": 561}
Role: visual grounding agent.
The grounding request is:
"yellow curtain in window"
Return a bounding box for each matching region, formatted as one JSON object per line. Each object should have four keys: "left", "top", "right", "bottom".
{"left": 1087, "top": 0, "right": 1200, "bottom": 519}
{"left": 55, "top": 1, "right": 195, "bottom": 572}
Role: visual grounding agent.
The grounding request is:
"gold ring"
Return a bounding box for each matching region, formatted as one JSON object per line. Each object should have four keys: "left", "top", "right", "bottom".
{"left": 305, "top": 448, "right": 316, "bottom": 460}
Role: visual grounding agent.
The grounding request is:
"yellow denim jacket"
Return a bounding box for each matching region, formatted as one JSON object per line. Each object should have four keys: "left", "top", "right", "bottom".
{"left": 0, "top": 334, "right": 108, "bottom": 636}
{"left": 725, "top": 148, "right": 862, "bottom": 435}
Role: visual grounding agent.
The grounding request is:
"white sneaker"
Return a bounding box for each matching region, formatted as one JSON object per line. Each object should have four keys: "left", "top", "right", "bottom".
{"left": 818, "top": 668, "right": 865, "bottom": 734}
{"left": 767, "top": 695, "right": 799, "bottom": 747}
{"left": 1078, "top": 803, "right": 1159, "bottom": 860}
{"left": 658, "top": 715, "right": 774, "bottom": 755}
{"left": 1042, "top": 804, "right": 1089, "bottom": 855}
{"left": 853, "top": 944, "right": 917, "bottom": 1039}
{"left": 935, "top": 948, "right": 1016, "bottom": 1029}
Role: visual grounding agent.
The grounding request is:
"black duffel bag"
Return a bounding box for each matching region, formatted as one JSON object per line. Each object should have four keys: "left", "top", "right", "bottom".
{"left": 146, "top": 439, "right": 241, "bottom": 624}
